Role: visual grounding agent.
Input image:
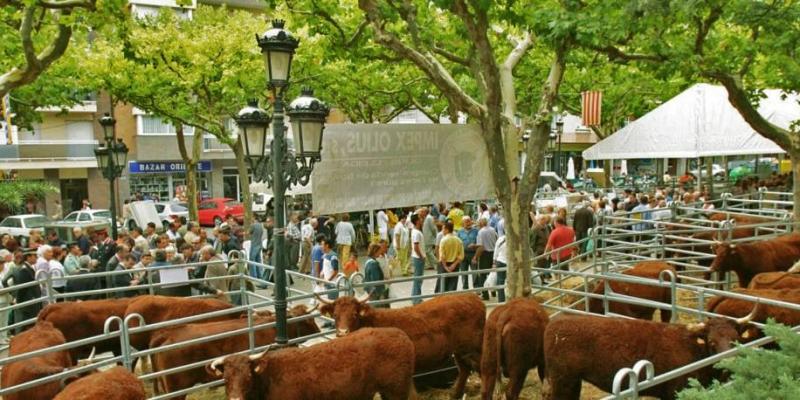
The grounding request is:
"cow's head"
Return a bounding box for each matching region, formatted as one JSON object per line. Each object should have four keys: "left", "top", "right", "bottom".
{"left": 687, "top": 308, "right": 756, "bottom": 354}
{"left": 207, "top": 350, "right": 271, "bottom": 400}
{"left": 316, "top": 293, "right": 372, "bottom": 337}
{"left": 287, "top": 304, "right": 321, "bottom": 338}
{"left": 707, "top": 242, "right": 739, "bottom": 276}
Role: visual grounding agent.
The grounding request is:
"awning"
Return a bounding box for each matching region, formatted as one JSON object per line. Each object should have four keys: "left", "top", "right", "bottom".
{"left": 582, "top": 84, "right": 797, "bottom": 160}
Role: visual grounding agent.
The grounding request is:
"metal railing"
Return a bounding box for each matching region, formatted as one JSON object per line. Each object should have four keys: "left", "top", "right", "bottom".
{"left": 0, "top": 197, "right": 798, "bottom": 399}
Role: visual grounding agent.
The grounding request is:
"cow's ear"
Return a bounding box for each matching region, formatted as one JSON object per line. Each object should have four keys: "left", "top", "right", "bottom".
{"left": 319, "top": 304, "right": 334, "bottom": 317}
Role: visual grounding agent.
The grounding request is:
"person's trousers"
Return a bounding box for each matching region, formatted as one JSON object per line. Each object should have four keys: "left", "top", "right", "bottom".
{"left": 299, "top": 241, "right": 312, "bottom": 274}
{"left": 411, "top": 257, "right": 425, "bottom": 305}
{"left": 397, "top": 246, "right": 411, "bottom": 275}
{"left": 495, "top": 261, "right": 507, "bottom": 302}
{"left": 460, "top": 251, "right": 475, "bottom": 290}
{"left": 288, "top": 240, "right": 300, "bottom": 269}
{"left": 0, "top": 302, "right": 9, "bottom": 341}
{"left": 437, "top": 263, "right": 458, "bottom": 293}
{"left": 424, "top": 246, "right": 436, "bottom": 270}
{"left": 475, "top": 251, "right": 493, "bottom": 299}
{"left": 337, "top": 244, "right": 351, "bottom": 267}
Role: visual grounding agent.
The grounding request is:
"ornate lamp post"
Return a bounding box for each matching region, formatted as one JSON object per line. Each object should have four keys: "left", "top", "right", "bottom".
{"left": 555, "top": 114, "right": 564, "bottom": 177}
{"left": 94, "top": 113, "right": 128, "bottom": 241}
{"left": 547, "top": 131, "right": 557, "bottom": 172}
{"left": 236, "top": 20, "right": 330, "bottom": 345}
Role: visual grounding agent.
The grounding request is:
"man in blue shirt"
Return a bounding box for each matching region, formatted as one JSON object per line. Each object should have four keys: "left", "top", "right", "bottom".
{"left": 456, "top": 216, "right": 479, "bottom": 290}
{"left": 321, "top": 237, "right": 339, "bottom": 301}
{"left": 310, "top": 234, "right": 325, "bottom": 279}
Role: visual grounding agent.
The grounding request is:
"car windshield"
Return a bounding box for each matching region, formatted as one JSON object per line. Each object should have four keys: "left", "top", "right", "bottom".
{"left": 63, "top": 212, "right": 79, "bottom": 222}
{"left": 26, "top": 216, "right": 48, "bottom": 228}
{"left": 253, "top": 194, "right": 265, "bottom": 203}
{"left": 155, "top": 205, "right": 165, "bottom": 213}
{"left": 170, "top": 204, "right": 187, "bottom": 212}
{"left": 94, "top": 211, "right": 111, "bottom": 219}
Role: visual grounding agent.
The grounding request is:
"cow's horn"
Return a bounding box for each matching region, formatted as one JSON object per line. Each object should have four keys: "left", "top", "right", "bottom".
{"left": 686, "top": 322, "right": 706, "bottom": 332}
{"left": 735, "top": 303, "right": 759, "bottom": 325}
{"left": 248, "top": 347, "right": 271, "bottom": 361}
{"left": 76, "top": 347, "right": 97, "bottom": 367}
{"left": 314, "top": 293, "right": 334, "bottom": 305}
{"left": 208, "top": 356, "right": 226, "bottom": 376}
{"left": 356, "top": 292, "right": 371, "bottom": 303}
{"left": 307, "top": 303, "right": 319, "bottom": 312}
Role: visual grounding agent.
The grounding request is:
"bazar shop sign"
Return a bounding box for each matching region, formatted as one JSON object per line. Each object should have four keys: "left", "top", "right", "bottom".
{"left": 129, "top": 161, "right": 211, "bottom": 174}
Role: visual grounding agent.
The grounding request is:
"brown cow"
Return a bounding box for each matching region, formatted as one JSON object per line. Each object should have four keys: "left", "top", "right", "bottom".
{"left": 124, "top": 295, "right": 235, "bottom": 350}
{"left": 747, "top": 272, "right": 800, "bottom": 289}
{"left": 207, "top": 327, "right": 416, "bottom": 400}
{"left": 1, "top": 321, "right": 73, "bottom": 400}
{"left": 150, "top": 305, "right": 320, "bottom": 399}
{"left": 707, "top": 233, "right": 800, "bottom": 287}
{"left": 53, "top": 367, "right": 145, "bottom": 400}
{"left": 37, "top": 298, "right": 133, "bottom": 363}
{"left": 318, "top": 293, "right": 484, "bottom": 399}
{"left": 706, "top": 288, "right": 800, "bottom": 339}
{"left": 543, "top": 314, "right": 752, "bottom": 400}
{"left": 587, "top": 261, "right": 675, "bottom": 322}
{"left": 480, "top": 298, "right": 548, "bottom": 400}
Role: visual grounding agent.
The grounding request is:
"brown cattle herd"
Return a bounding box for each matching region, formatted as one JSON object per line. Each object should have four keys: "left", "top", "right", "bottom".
{"left": 2, "top": 214, "right": 800, "bottom": 400}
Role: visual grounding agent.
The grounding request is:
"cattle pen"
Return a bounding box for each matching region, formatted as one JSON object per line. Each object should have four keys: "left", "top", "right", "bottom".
{"left": 1, "top": 190, "right": 799, "bottom": 399}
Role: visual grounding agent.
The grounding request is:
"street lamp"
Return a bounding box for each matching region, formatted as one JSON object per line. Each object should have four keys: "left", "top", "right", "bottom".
{"left": 555, "top": 114, "right": 564, "bottom": 177}
{"left": 238, "top": 20, "right": 330, "bottom": 346}
{"left": 94, "top": 113, "right": 128, "bottom": 241}
{"left": 547, "top": 131, "right": 557, "bottom": 171}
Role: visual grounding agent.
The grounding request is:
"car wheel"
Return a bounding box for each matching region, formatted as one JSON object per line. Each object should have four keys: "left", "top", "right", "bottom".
{"left": 214, "top": 216, "right": 223, "bottom": 226}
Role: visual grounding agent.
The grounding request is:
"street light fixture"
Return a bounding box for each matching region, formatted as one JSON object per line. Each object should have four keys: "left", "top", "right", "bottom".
{"left": 94, "top": 113, "right": 128, "bottom": 241}
{"left": 237, "top": 20, "right": 330, "bottom": 346}
{"left": 555, "top": 114, "right": 564, "bottom": 177}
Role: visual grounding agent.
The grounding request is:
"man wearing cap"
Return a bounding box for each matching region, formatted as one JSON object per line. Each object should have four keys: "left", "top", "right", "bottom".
{"left": 215, "top": 224, "right": 240, "bottom": 258}
{"left": 3, "top": 250, "right": 42, "bottom": 332}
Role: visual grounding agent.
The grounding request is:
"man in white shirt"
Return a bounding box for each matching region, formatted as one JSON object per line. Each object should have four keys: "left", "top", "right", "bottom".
{"left": 474, "top": 217, "right": 498, "bottom": 300}
{"left": 377, "top": 210, "right": 389, "bottom": 241}
{"left": 409, "top": 214, "right": 426, "bottom": 305}
{"left": 393, "top": 214, "right": 410, "bottom": 276}
{"left": 492, "top": 234, "right": 508, "bottom": 302}
{"left": 334, "top": 214, "right": 356, "bottom": 265}
{"left": 299, "top": 218, "right": 317, "bottom": 275}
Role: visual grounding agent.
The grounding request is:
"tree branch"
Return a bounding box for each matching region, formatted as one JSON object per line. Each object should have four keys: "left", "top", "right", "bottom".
{"left": 358, "top": 0, "right": 485, "bottom": 117}
{"left": 409, "top": 96, "right": 440, "bottom": 123}
{"left": 706, "top": 71, "right": 792, "bottom": 150}
{"left": 0, "top": 9, "right": 73, "bottom": 98}
{"left": 589, "top": 44, "right": 666, "bottom": 63}
{"left": 694, "top": 5, "right": 723, "bottom": 55}
{"left": 432, "top": 45, "right": 470, "bottom": 66}
{"left": 39, "top": 0, "right": 95, "bottom": 9}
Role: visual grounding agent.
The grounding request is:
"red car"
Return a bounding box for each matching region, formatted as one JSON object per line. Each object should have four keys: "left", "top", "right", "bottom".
{"left": 197, "top": 198, "right": 245, "bottom": 226}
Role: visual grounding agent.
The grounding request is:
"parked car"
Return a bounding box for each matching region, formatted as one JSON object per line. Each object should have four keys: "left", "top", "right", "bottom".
{"left": 155, "top": 202, "right": 189, "bottom": 226}
{"left": 0, "top": 214, "right": 49, "bottom": 239}
{"left": 44, "top": 220, "right": 110, "bottom": 243}
{"left": 62, "top": 209, "right": 112, "bottom": 223}
{"left": 197, "top": 198, "right": 244, "bottom": 226}
{"left": 252, "top": 193, "right": 274, "bottom": 216}
{"left": 690, "top": 164, "right": 726, "bottom": 181}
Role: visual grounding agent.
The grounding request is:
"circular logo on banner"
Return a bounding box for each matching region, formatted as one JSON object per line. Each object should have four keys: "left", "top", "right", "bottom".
{"left": 439, "top": 127, "right": 492, "bottom": 198}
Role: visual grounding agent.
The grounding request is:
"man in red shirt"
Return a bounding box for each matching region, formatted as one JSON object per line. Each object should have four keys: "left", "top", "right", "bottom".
{"left": 545, "top": 216, "right": 576, "bottom": 272}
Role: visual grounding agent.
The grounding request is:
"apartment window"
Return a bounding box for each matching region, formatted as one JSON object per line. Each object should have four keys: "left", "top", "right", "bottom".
{"left": 139, "top": 115, "right": 194, "bottom": 136}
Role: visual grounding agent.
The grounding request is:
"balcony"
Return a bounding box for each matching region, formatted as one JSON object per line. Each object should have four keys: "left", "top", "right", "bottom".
{"left": 0, "top": 140, "right": 99, "bottom": 169}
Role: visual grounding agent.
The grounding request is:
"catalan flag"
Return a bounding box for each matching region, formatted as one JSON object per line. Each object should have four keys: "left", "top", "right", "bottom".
{"left": 581, "top": 91, "right": 602, "bottom": 126}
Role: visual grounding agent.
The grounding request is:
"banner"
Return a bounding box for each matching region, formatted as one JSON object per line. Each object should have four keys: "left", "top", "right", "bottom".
{"left": 312, "top": 124, "right": 495, "bottom": 214}
{"left": 581, "top": 90, "right": 603, "bottom": 126}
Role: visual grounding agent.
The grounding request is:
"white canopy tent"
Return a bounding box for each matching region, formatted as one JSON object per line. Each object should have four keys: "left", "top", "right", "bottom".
{"left": 582, "top": 83, "right": 799, "bottom": 160}
{"left": 249, "top": 180, "right": 312, "bottom": 196}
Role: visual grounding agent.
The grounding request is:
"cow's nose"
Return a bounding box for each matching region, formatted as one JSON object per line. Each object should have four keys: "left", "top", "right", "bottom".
{"left": 336, "top": 328, "right": 349, "bottom": 336}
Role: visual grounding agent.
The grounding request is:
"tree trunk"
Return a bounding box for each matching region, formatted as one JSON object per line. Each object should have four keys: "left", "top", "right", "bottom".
{"left": 233, "top": 138, "right": 252, "bottom": 234}
{"left": 792, "top": 150, "right": 800, "bottom": 230}
{"left": 175, "top": 124, "right": 199, "bottom": 222}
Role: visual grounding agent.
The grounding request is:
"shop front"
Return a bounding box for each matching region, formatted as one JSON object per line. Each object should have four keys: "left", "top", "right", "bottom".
{"left": 128, "top": 160, "right": 211, "bottom": 202}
